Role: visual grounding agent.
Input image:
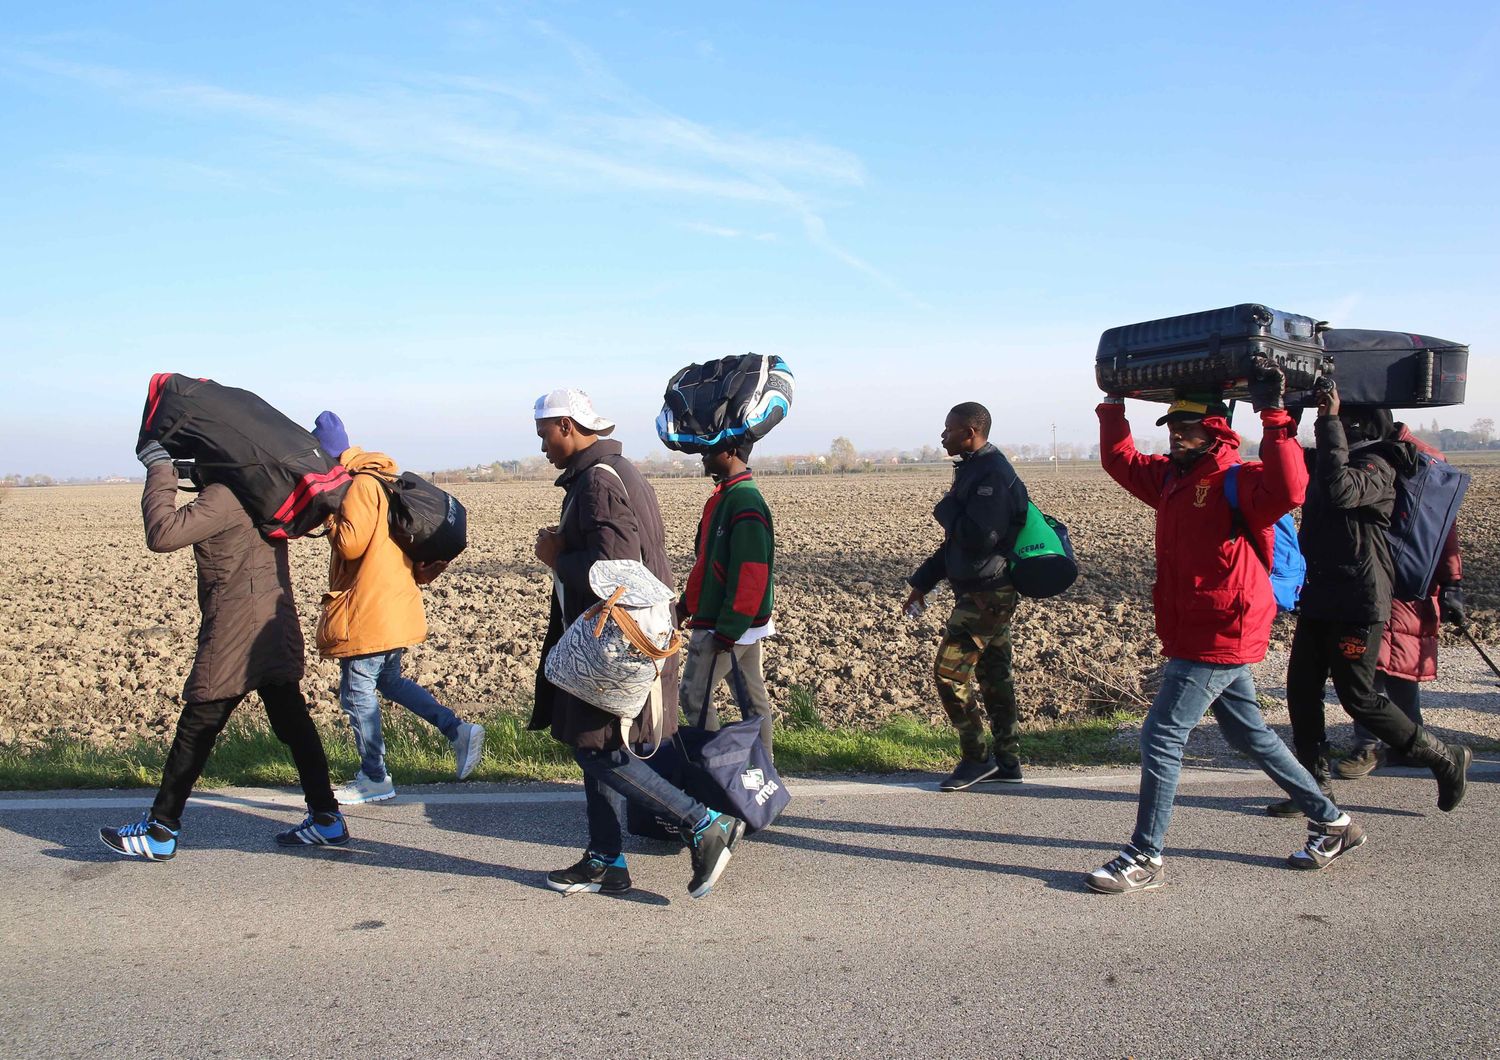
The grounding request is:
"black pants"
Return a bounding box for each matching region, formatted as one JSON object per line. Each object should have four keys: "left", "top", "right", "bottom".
{"left": 151, "top": 683, "right": 338, "bottom": 830}
{"left": 1285, "top": 617, "right": 1420, "bottom": 761}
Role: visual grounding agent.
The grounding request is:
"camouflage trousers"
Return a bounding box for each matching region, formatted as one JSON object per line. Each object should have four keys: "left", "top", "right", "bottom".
{"left": 933, "top": 587, "right": 1019, "bottom": 763}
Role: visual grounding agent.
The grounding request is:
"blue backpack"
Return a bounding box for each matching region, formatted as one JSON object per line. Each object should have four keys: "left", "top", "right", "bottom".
{"left": 1388, "top": 450, "right": 1468, "bottom": 601}
{"left": 1225, "top": 464, "right": 1305, "bottom": 613}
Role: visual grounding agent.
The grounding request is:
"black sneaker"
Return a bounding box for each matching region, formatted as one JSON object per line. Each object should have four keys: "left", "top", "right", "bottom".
{"left": 275, "top": 811, "right": 351, "bottom": 847}
{"left": 684, "top": 812, "right": 745, "bottom": 899}
{"left": 1334, "top": 747, "right": 1381, "bottom": 780}
{"left": 546, "top": 853, "right": 631, "bottom": 895}
{"left": 1086, "top": 847, "right": 1165, "bottom": 894}
{"left": 939, "top": 757, "right": 999, "bottom": 791}
{"left": 981, "top": 755, "right": 1024, "bottom": 785}
{"left": 1287, "top": 814, "right": 1366, "bottom": 870}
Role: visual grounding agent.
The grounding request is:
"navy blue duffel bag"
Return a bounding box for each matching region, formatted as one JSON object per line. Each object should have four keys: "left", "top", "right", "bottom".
{"left": 627, "top": 655, "right": 790, "bottom": 839}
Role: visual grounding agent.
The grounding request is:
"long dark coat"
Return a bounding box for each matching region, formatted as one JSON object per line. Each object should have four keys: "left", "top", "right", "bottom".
{"left": 141, "top": 462, "right": 304, "bottom": 704}
{"left": 529, "top": 440, "right": 680, "bottom": 751}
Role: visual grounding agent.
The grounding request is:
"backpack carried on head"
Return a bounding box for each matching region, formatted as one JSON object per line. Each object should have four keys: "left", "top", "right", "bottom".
{"left": 1388, "top": 451, "right": 1468, "bottom": 601}
{"left": 656, "top": 354, "right": 794, "bottom": 453}
{"left": 139, "top": 373, "right": 351, "bottom": 540}
{"left": 1224, "top": 463, "right": 1305, "bottom": 613}
{"left": 360, "top": 472, "right": 468, "bottom": 564}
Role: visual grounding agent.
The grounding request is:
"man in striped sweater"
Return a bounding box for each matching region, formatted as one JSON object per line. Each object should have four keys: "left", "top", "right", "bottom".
{"left": 676, "top": 440, "right": 778, "bottom": 757}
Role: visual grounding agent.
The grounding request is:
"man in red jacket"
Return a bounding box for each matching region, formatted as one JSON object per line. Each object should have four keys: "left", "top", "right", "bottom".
{"left": 1086, "top": 372, "right": 1364, "bottom": 895}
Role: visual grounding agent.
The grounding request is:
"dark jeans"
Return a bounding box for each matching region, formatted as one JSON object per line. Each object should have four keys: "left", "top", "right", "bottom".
{"left": 1351, "top": 674, "right": 1423, "bottom": 752}
{"left": 1286, "top": 617, "right": 1419, "bottom": 761}
{"left": 151, "top": 683, "right": 338, "bottom": 830}
{"left": 573, "top": 747, "right": 708, "bottom": 860}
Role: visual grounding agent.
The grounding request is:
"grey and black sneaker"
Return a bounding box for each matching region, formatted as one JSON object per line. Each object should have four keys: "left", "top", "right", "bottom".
{"left": 939, "top": 757, "right": 999, "bottom": 792}
{"left": 684, "top": 811, "right": 745, "bottom": 899}
{"left": 1287, "top": 814, "right": 1366, "bottom": 870}
{"left": 1334, "top": 747, "right": 1381, "bottom": 780}
{"left": 982, "top": 754, "right": 1024, "bottom": 785}
{"left": 1086, "top": 847, "right": 1165, "bottom": 894}
{"left": 546, "top": 853, "right": 631, "bottom": 895}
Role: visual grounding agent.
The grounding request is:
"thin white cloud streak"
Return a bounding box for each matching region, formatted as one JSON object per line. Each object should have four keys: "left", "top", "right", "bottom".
{"left": 682, "top": 221, "right": 778, "bottom": 241}
{"left": 5, "top": 35, "right": 919, "bottom": 301}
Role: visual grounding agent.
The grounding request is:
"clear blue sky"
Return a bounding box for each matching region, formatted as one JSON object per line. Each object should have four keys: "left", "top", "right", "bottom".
{"left": 4, "top": 2, "right": 1499, "bottom": 476}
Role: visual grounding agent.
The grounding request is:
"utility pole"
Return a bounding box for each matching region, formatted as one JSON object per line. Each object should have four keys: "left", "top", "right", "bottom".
{"left": 1051, "top": 422, "right": 1058, "bottom": 477}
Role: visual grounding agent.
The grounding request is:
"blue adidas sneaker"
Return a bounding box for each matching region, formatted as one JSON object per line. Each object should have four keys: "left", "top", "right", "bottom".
{"left": 275, "top": 811, "right": 351, "bottom": 847}
{"left": 100, "top": 814, "right": 179, "bottom": 862}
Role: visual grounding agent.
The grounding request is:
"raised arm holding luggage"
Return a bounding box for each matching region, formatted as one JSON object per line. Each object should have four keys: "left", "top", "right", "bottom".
{"left": 100, "top": 443, "right": 348, "bottom": 859}
{"left": 1085, "top": 371, "right": 1365, "bottom": 895}
{"left": 1271, "top": 382, "right": 1472, "bottom": 816}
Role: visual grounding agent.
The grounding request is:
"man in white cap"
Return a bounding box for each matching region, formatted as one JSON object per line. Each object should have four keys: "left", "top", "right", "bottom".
{"left": 530, "top": 387, "right": 746, "bottom": 900}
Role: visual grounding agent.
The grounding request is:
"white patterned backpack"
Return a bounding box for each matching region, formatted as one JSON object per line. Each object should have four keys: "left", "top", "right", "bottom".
{"left": 544, "top": 559, "right": 681, "bottom": 720}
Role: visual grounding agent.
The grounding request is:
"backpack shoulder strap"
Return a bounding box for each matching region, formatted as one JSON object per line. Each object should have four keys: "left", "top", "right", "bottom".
{"left": 1223, "top": 463, "right": 1273, "bottom": 571}
{"left": 1224, "top": 463, "right": 1242, "bottom": 510}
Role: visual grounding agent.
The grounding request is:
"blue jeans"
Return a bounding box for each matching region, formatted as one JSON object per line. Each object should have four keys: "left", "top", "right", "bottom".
{"left": 1132, "top": 658, "right": 1339, "bottom": 858}
{"left": 574, "top": 747, "right": 708, "bottom": 859}
{"left": 339, "top": 650, "right": 460, "bottom": 782}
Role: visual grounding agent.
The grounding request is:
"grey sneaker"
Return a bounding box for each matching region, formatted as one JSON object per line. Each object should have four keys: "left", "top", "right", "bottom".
{"left": 451, "top": 721, "right": 486, "bottom": 780}
{"left": 1086, "top": 847, "right": 1165, "bottom": 894}
{"left": 1334, "top": 747, "right": 1380, "bottom": 779}
{"left": 1288, "top": 814, "right": 1366, "bottom": 870}
{"left": 939, "top": 757, "right": 999, "bottom": 791}
{"left": 335, "top": 772, "right": 396, "bottom": 805}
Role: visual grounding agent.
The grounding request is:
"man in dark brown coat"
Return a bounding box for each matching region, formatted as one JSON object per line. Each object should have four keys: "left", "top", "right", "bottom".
{"left": 530, "top": 387, "right": 744, "bottom": 899}
{"left": 100, "top": 441, "right": 348, "bottom": 860}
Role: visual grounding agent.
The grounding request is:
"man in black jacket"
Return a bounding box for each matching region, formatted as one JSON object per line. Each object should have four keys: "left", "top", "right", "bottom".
{"left": 904, "top": 402, "right": 1030, "bottom": 790}
{"left": 1270, "top": 381, "right": 1472, "bottom": 816}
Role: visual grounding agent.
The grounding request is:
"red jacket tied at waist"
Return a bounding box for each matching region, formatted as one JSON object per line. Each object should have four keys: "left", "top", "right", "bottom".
{"left": 1097, "top": 404, "right": 1308, "bottom": 664}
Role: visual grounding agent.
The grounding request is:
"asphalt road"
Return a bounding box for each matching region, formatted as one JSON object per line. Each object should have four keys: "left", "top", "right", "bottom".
{"left": 3, "top": 760, "right": 1497, "bottom": 1059}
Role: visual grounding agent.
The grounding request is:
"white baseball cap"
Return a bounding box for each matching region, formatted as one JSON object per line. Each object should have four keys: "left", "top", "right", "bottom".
{"left": 533, "top": 387, "right": 615, "bottom": 433}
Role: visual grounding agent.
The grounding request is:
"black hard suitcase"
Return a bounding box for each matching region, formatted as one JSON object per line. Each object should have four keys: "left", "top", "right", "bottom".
{"left": 139, "top": 373, "right": 352, "bottom": 540}
{"left": 1096, "top": 304, "right": 1332, "bottom": 404}
{"left": 1318, "top": 329, "right": 1468, "bottom": 409}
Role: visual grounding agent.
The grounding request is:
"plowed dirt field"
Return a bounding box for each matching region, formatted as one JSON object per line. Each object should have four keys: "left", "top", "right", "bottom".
{"left": 3, "top": 461, "right": 1497, "bottom": 748}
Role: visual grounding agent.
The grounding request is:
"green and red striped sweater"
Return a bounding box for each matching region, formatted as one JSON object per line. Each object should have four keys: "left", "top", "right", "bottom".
{"left": 682, "top": 470, "right": 775, "bottom": 648}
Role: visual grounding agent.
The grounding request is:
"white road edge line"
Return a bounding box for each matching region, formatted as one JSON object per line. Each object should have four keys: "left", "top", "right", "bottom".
{"left": 2, "top": 762, "right": 1494, "bottom": 812}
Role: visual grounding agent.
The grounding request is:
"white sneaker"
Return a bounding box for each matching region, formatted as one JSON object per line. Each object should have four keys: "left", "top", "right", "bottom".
{"left": 452, "top": 722, "right": 486, "bottom": 780}
{"left": 335, "top": 772, "right": 396, "bottom": 805}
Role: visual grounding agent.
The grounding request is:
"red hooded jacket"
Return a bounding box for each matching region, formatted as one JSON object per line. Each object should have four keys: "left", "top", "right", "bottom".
{"left": 1378, "top": 425, "right": 1462, "bottom": 682}
{"left": 1098, "top": 404, "right": 1308, "bottom": 664}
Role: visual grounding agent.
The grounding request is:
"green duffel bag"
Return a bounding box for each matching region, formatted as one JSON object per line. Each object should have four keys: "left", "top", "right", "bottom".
{"left": 1006, "top": 503, "right": 1078, "bottom": 599}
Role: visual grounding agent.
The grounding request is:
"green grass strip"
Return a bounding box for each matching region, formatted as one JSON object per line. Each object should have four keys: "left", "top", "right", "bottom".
{"left": 0, "top": 709, "right": 1144, "bottom": 792}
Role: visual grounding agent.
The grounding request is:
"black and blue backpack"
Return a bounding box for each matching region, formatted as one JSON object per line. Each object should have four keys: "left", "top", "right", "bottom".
{"left": 1388, "top": 450, "right": 1468, "bottom": 601}
{"left": 1225, "top": 463, "right": 1306, "bottom": 613}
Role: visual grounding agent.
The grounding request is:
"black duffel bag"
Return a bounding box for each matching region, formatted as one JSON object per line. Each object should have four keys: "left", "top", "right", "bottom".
{"left": 358, "top": 472, "right": 468, "bottom": 564}
{"left": 139, "top": 373, "right": 351, "bottom": 540}
{"left": 656, "top": 353, "right": 794, "bottom": 453}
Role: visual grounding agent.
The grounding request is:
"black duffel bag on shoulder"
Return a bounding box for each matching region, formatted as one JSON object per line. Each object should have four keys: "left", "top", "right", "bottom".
{"left": 358, "top": 471, "right": 468, "bottom": 564}
{"left": 139, "top": 373, "right": 351, "bottom": 540}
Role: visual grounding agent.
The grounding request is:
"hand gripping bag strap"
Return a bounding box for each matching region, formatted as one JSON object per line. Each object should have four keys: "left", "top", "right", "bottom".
{"left": 674, "top": 652, "right": 789, "bottom": 833}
